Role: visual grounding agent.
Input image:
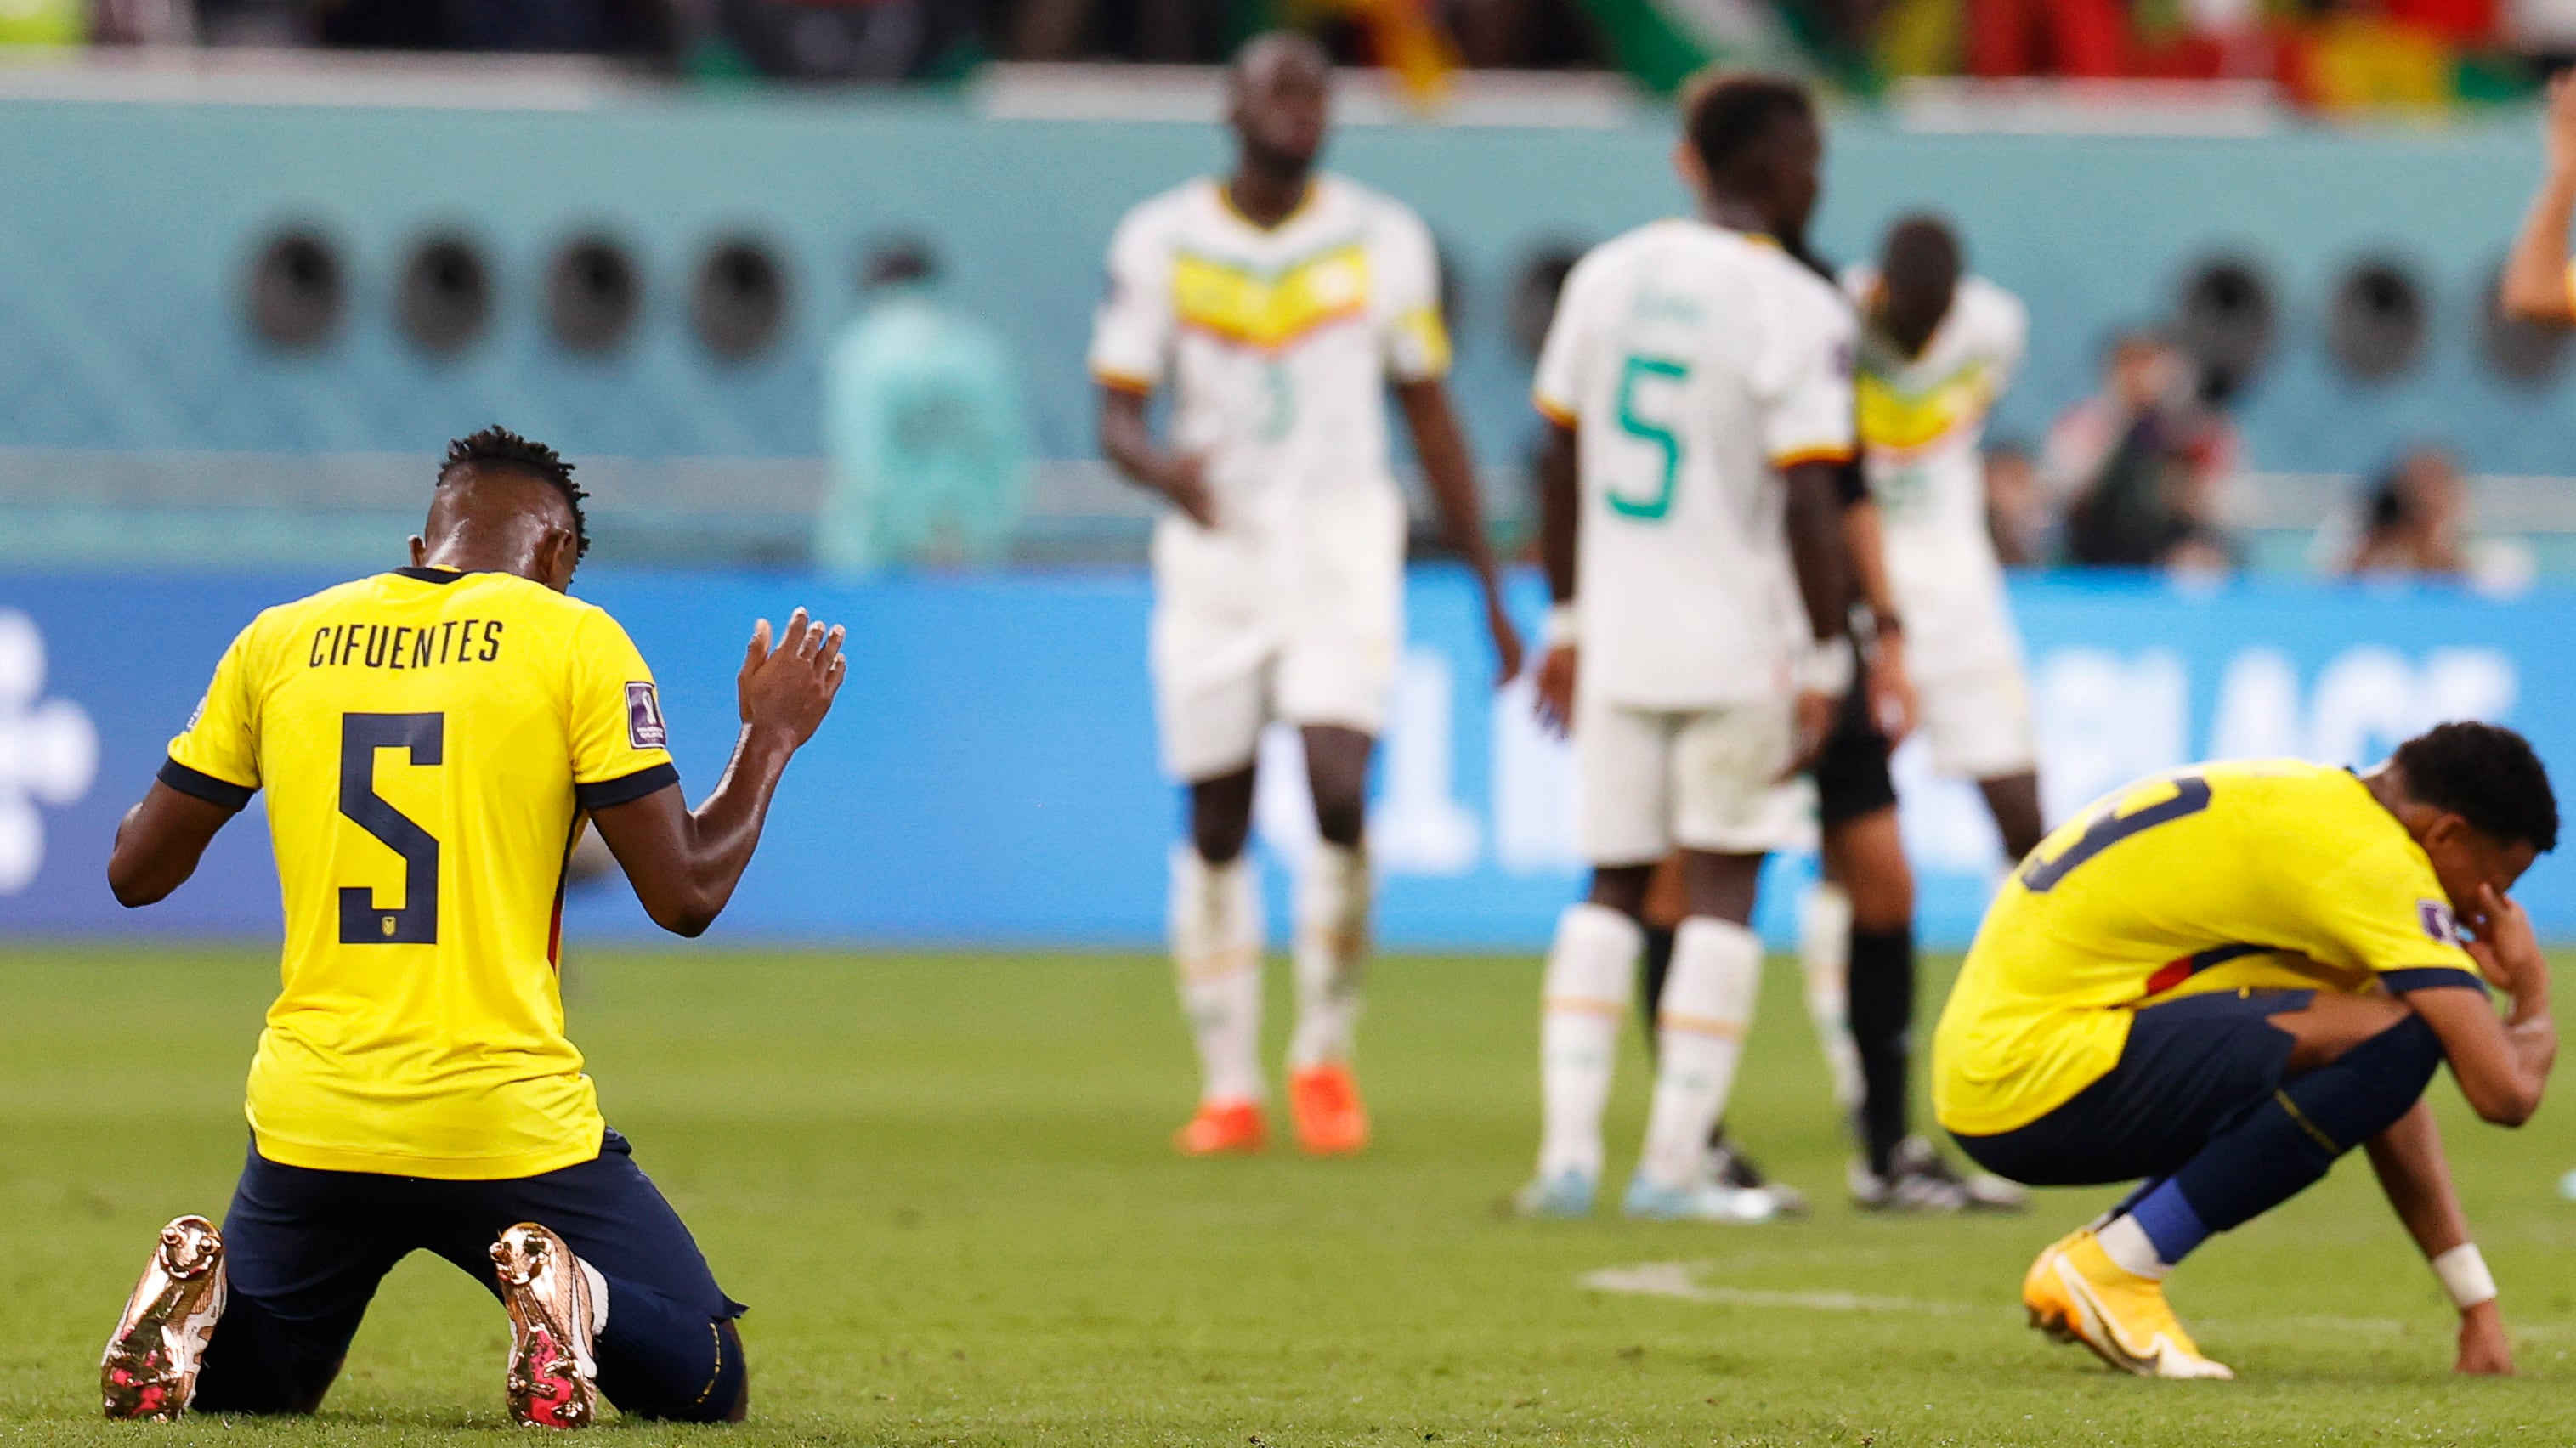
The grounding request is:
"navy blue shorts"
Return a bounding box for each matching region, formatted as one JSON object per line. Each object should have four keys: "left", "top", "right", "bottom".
{"left": 1950, "top": 987, "right": 2313, "bottom": 1188}
{"left": 193, "top": 1129, "right": 746, "bottom": 1420}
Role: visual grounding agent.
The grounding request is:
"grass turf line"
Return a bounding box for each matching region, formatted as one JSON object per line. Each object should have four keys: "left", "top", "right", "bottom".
{"left": 8, "top": 944, "right": 2576, "bottom": 1445}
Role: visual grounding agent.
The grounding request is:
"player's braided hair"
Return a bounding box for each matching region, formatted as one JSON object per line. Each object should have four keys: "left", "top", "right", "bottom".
{"left": 1682, "top": 72, "right": 1813, "bottom": 186}
{"left": 2394, "top": 721, "right": 2559, "bottom": 853}
{"left": 438, "top": 425, "right": 590, "bottom": 561}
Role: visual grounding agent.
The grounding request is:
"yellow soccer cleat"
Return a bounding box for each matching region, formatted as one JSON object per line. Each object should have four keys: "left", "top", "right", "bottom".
{"left": 2023, "top": 1228, "right": 2233, "bottom": 1381}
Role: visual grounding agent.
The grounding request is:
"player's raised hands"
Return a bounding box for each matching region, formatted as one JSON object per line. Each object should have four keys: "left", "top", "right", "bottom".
{"left": 737, "top": 608, "right": 847, "bottom": 748}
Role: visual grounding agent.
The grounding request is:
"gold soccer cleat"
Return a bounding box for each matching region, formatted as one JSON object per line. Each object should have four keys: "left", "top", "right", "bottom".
{"left": 492, "top": 1223, "right": 600, "bottom": 1429}
{"left": 101, "top": 1215, "right": 228, "bottom": 1422}
{"left": 2024, "top": 1229, "right": 2233, "bottom": 1381}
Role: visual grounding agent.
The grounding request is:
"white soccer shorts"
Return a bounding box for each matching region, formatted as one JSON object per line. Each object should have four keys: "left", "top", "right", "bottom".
{"left": 1151, "top": 607, "right": 1398, "bottom": 783}
{"left": 1916, "top": 664, "right": 2039, "bottom": 782}
{"left": 1576, "top": 691, "right": 1804, "bottom": 865}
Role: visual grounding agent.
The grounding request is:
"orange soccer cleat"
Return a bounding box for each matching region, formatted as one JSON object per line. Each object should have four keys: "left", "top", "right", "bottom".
{"left": 1288, "top": 1063, "right": 1371, "bottom": 1156}
{"left": 1175, "top": 1099, "right": 1268, "bottom": 1155}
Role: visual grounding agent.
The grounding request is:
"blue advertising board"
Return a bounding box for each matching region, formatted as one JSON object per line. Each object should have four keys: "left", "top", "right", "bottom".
{"left": 0, "top": 567, "right": 2566, "bottom": 950}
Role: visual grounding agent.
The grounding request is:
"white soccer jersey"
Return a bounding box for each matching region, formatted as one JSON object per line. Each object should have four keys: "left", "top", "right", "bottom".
{"left": 1533, "top": 220, "right": 1856, "bottom": 710}
{"left": 1842, "top": 269, "right": 2029, "bottom": 683}
{"left": 1090, "top": 175, "right": 1449, "bottom": 635}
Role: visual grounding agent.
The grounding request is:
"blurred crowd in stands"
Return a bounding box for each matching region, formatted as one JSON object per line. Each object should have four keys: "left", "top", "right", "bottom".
{"left": 11, "top": 0, "right": 2576, "bottom": 109}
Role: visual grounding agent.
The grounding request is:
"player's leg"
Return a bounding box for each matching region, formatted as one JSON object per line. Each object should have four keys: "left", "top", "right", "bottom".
{"left": 1798, "top": 686, "right": 1888, "bottom": 1141}
{"left": 1822, "top": 805, "right": 1913, "bottom": 1183}
{"left": 161, "top": 1151, "right": 407, "bottom": 1418}
{"left": 1156, "top": 622, "right": 1272, "bottom": 1154}
{"left": 1922, "top": 663, "right": 2046, "bottom": 865}
{"left": 1977, "top": 771, "right": 2047, "bottom": 863}
{"left": 1622, "top": 701, "right": 1796, "bottom": 1224}
{"left": 1276, "top": 570, "right": 1396, "bottom": 1155}
{"left": 1287, "top": 721, "right": 1375, "bottom": 1154}
{"left": 1520, "top": 700, "right": 1667, "bottom": 1217}
{"left": 2090, "top": 993, "right": 2436, "bottom": 1284}
{"left": 1173, "top": 761, "right": 1267, "bottom": 1152}
{"left": 429, "top": 1132, "right": 750, "bottom": 1425}
{"left": 1959, "top": 989, "right": 2435, "bottom": 1377}
{"left": 1630, "top": 849, "right": 1803, "bottom": 1215}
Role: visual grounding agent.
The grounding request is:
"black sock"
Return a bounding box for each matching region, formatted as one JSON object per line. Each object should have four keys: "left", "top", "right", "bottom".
{"left": 1845, "top": 925, "right": 1916, "bottom": 1176}
{"left": 1637, "top": 925, "right": 1677, "bottom": 1062}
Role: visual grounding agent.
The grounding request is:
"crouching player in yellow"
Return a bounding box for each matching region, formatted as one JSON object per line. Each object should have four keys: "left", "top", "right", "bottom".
{"left": 1933, "top": 724, "right": 2558, "bottom": 1379}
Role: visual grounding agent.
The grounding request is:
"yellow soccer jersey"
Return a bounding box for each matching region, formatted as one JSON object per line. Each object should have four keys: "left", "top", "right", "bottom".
{"left": 161, "top": 566, "right": 679, "bottom": 1179}
{"left": 1933, "top": 759, "right": 2483, "bottom": 1138}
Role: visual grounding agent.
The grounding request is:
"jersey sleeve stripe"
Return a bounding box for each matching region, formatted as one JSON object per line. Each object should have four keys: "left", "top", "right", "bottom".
{"left": 2379, "top": 966, "right": 2488, "bottom": 996}
{"left": 159, "top": 757, "right": 256, "bottom": 811}
{"left": 1092, "top": 367, "right": 1157, "bottom": 395}
{"left": 1531, "top": 391, "right": 1577, "bottom": 428}
{"left": 573, "top": 762, "right": 680, "bottom": 812}
{"left": 1770, "top": 444, "right": 1857, "bottom": 470}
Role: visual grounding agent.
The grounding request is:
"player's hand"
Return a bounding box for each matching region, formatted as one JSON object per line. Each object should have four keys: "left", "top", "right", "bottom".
{"left": 1781, "top": 689, "right": 1838, "bottom": 780}
{"left": 2463, "top": 883, "right": 2547, "bottom": 1018}
{"left": 737, "top": 608, "right": 847, "bottom": 749}
{"left": 2454, "top": 1299, "right": 2515, "bottom": 1376}
{"left": 2545, "top": 71, "right": 2576, "bottom": 180}
{"left": 1159, "top": 455, "right": 1217, "bottom": 529}
{"left": 1484, "top": 593, "right": 1526, "bottom": 689}
{"left": 1533, "top": 644, "right": 1577, "bottom": 738}
{"left": 1865, "top": 634, "right": 1916, "bottom": 743}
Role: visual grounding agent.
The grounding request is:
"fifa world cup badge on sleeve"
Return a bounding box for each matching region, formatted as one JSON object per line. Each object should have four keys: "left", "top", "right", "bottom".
{"left": 2418, "top": 899, "right": 2460, "bottom": 944}
{"left": 626, "top": 682, "right": 668, "bottom": 750}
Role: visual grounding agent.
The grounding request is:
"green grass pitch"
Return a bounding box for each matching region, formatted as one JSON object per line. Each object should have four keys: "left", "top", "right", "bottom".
{"left": 10, "top": 942, "right": 2576, "bottom": 1445}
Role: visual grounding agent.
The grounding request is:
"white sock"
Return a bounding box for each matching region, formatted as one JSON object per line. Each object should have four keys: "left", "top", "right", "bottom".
{"left": 1288, "top": 842, "right": 1371, "bottom": 1071}
{"left": 1798, "top": 882, "right": 1864, "bottom": 1111}
{"left": 1169, "top": 848, "right": 1265, "bottom": 1105}
{"left": 1639, "top": 917, "right": 1762, "bottom": 1191}
{"left": 577, "top": 1258, "right": 610, "bottom": 1335}
{"left": 2097, "top": 1214, "right": 2172, "bottom": 1280}
{"left": 1536, "top": 902, "right": 1641, "bottom": 1183}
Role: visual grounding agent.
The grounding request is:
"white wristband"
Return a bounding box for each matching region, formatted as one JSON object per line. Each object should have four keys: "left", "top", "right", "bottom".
{"left": 1543, "top": 602, "right": 1579, "bottom": 649}
{"left": 1796, "top": 636, "right": 1855, "bottom": 697}
{"left": 2432, "top": 1243, "right": 2497, "bottom": 1309}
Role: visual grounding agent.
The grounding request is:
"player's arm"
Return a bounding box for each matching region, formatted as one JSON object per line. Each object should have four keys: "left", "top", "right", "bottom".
{"left": 1396, "top": 378, "right": 1525, "bottom": 686}
{"left": 2361, "top": 1100, "right": 2512, "bottom": 1374}
{"left": 1837, "top": 467, "right": 1914, "bottom": 741}
{"left": 1781, "top": 457, "right": 1853, "bottom": 772}
{"left": 2500, "top": 71, "right": 2576, "bottom": 324}
{"left": 587, "top": 611, "right": 846, "bottom": 938}
{"left": 2409, "top": 883, "right": 2555, "bottom": 1128}
{"left": 1096, "top": 385, "right": 1213, "bottom": 528}
{"left": 110, "top": 622, "right": 262, "bottom": 907}
{"left": 107, "top": 784, "right": 239, "bottom": 907}
{"left": 1531, "top": 416, "right": 1579, "bottom": 735}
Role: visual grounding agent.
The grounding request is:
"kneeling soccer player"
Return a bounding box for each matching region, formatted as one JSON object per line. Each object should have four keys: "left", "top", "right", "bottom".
{"left": 1932, "top": 723, "right": 2557, "bottom": 1379}
{"left": 96, "top": 427, "right": 847, "bottom": 1426}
